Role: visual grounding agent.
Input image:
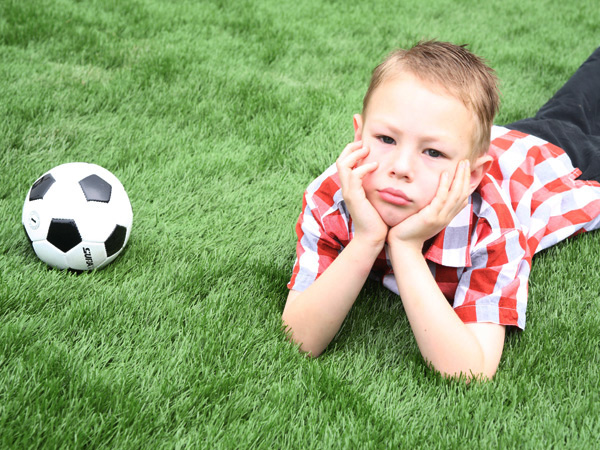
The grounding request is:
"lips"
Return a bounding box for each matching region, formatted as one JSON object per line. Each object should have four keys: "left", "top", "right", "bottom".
{"left": 378, "top": 188, "right": 411, "bottom": 206}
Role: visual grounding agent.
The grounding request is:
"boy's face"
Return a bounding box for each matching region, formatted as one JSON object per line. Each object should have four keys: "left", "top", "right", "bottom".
{"left": 354, "top": 72, "right": 487, "bottom": 227}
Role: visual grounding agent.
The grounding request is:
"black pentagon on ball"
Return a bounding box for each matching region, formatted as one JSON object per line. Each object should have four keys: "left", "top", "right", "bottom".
{"left": 29, "top": 173, "right": 56, "bottom": 201}
{"left": 104, "top": 225, "right": 127, "bottom": 257}
{"left": 79, "top": 174, "right": 112, "bottom": 203}
{"left": 47, "top": 219, "right": 82, "bottom": 253}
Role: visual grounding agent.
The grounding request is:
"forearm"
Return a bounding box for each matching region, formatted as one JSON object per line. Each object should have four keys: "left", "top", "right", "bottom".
{"left": 282, "top": 238, "right": 383, "bottom": 357}
{"left": 389, "top": 244, "right": 490, "bottom": 379}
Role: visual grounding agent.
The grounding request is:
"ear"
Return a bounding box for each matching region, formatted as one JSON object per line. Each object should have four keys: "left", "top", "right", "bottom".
{"left": 469, "top": 154, "right": 493, "bottom": 194}
{"left": 353, "top": 114, "right": 363, "bottom": 142}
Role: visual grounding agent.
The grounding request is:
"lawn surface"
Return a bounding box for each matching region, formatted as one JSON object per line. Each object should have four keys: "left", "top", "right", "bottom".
{"left": 1, "top": 0, "right": 599, "bottom": 448}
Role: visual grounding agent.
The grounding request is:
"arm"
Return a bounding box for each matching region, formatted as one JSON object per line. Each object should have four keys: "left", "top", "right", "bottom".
{"left": 388, "top": 161, "right": 505, "bottom": 380}
{"left": 283, "top": 237, "right": 383, "bottom": 356}
{"left": 282, "top": 141, "right": 388, "bottom": 357}
{"left": 389, "top": 243, "right": 505, "bottom": 379}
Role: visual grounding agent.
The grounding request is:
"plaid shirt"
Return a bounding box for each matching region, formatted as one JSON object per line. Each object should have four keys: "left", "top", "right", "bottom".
{"left": 288, "top": 126, "right": 600, "bottom": 329}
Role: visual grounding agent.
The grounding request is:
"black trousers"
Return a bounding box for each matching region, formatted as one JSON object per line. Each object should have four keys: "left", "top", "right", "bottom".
{"left": 505, "top": 47, "right": 600, "bottom": 182}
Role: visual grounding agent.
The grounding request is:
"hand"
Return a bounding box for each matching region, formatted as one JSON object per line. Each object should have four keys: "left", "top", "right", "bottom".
{"left": 336, "top": 141, "right": 388, "bottom": 247}
{"left": 388, "top": 159, "right": 471, "bottom": 251}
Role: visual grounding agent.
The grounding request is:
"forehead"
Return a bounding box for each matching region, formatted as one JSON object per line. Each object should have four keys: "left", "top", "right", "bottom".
{"left": 366, "top": 70, "right": 469, "bottom": 114}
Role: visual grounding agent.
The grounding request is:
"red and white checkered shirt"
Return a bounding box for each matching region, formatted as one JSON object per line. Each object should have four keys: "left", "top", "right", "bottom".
{"left": 288, "top": 126, "right": 600, "bottom": 329}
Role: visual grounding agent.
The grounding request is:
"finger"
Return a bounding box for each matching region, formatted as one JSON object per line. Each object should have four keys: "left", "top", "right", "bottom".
{"left": 339, "top": 146, "right": 370, "bottom": 170}
{"left": 337, "top": 140, "right": 364, "bottom": 163}
{"left": 336, "top": 143, "right": 364, "bottom": 181}
{"left": 337, "top": 145, "right": 372, "bottom": 193}
{"left": 432, "top": 160, "right": 468, "bottom": 215}
{"left": 454, "top": 160, "right": 471, "bottom": 203}
{"left": 351, "top": 161, "right": 378, "bottom": 179}
{"left": 337, "top": 145, "right": 365, "bottom": 171}
{"left": 431, "top": 171, "right": 450, "bottom": 209}
{"left": 443, "top": 160, "right": 470, "bottom": 214}
{"left": 462, "top": 159, "right": 471, "bottom": 196}
{"left": 341, "top": 161, "right": 377, "bottom": 196}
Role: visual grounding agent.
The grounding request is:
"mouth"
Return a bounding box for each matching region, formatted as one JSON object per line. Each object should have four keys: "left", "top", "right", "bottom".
{"left": 378, "top": 188, "right": 412, "bottom": 206}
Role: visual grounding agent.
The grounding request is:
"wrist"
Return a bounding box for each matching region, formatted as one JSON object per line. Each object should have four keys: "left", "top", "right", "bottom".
{"left": 387, "top": 235, "right": 424, "bottom": 254}
{"left": 388, "top": 238, "right": 425, "bottom": 265}
{"left": 350, "top": 233, "right": 386, "bottom": 256}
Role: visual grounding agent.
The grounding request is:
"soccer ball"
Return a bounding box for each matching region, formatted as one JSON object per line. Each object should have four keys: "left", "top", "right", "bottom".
{"left": 22, "top": 162, "right": 133, "bottom": 271}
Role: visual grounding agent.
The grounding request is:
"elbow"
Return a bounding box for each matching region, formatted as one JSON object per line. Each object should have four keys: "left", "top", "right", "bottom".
{"left": 281, "top": 314, "right": 324, "bottom": 358}
{"left": 464, "top": 369, "right": 497, "bottom": 384}
{"left": 459, "top": 369, "right": 496, "bottom": 384}
{"left": 477, "top": 363, "right": 500, "bottom": 382}
{"left": 426, "top": 346, "right": 499, "bottom": 382}
{"left": 434, "top": 359, "right": 499, "bottom": 383}
{"left": 434, "top": 367, "right": 495, "bottom": 384}
{"left": 463, "top": 349, "right": 501, "bottom": 382}
{"left": 301, "top": 347, "right": 323, "bottom": 358}
{"left": 285, "top": 333, "right": 324, "bottom": 358}
{"left": 478, "top": 363, "right": 500, "bottom": 381}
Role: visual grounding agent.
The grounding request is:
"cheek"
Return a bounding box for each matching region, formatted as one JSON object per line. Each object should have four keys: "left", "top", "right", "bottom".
{"left": 359, "top": 145, "right": 379, "bottom": 166}
{"left": 409, "top": 164, "right": 440, "bottom": 207}
{"left": 420, "top": 184, "right": 438, "bottom": 206}
{"left": 361, "top": 171, "right": 376, "bottom": 193}
{"left": 358, "top": 143, "right": 387, "bottom": 177}
{"left": 417, "top": 170, "right": 445, "bottom": 205}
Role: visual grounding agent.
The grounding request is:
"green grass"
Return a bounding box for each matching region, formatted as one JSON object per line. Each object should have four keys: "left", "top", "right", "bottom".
{"left": 1, "top": 0, "right": 600, "bottom": 447}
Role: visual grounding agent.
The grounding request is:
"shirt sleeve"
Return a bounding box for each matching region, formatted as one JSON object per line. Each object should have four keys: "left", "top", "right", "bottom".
{"left": 287, "top": 191, "right": 343, "bottom": 292}
{"left": 452, "top": 228, "right": 530, "bottom": 329}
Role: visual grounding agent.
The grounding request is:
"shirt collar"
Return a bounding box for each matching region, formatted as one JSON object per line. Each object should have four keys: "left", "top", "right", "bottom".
{"left": 423, "top": 195, "right": 474, "bottom": 268}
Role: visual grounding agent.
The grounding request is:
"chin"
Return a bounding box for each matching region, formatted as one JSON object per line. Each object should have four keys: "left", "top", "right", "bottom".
{"left": 381, "top": 213, "right": 408, "bottom": 228}
{"left": 378, "top": 206, "right": 420, "bottom": 228}
{"left": 371, "top": 200, "right": 418, "bottom": 228}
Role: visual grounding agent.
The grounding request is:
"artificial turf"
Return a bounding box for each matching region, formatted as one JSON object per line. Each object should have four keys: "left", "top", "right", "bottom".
{"left": 1, "top": 0, "right": 599, "bottom": 447}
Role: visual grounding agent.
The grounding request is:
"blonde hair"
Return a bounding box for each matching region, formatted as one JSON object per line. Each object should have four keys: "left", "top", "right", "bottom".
{"left": 362, "top": 40, "right": 500, "bottom": 157}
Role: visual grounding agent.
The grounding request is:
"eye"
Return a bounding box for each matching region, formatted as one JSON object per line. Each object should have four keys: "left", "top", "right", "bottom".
{"left": 377, "top": 135, "right": 396, "bottom": 145}
{"left": 424, "top": 149, "right": 445, "bottom": 158}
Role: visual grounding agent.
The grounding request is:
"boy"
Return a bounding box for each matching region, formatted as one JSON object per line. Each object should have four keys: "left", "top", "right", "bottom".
{"left": 282, "top": 40, "right": 600, "bottom": 380}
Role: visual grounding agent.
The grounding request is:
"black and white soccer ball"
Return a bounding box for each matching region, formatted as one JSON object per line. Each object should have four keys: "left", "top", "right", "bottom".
{"left": 22, "top": 162, "right": 133, "bottom": 271}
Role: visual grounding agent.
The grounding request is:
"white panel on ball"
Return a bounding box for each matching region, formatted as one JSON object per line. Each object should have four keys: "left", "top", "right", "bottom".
{"left": 32, "top": 241, "right": 68, "bottom": 270}
{"left": 76, "top": 203, "right": 115, "bottom": 242}
{"left": 22, "top": 197, "right": 53, "bottom": 242}
{"left": 65, "top": 242, "right": 107, "bottom": 271}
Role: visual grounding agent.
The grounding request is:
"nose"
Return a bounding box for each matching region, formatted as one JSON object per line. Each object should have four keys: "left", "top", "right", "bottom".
{"left": 388, "top": 148, "right": 415, "bottom": 181}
